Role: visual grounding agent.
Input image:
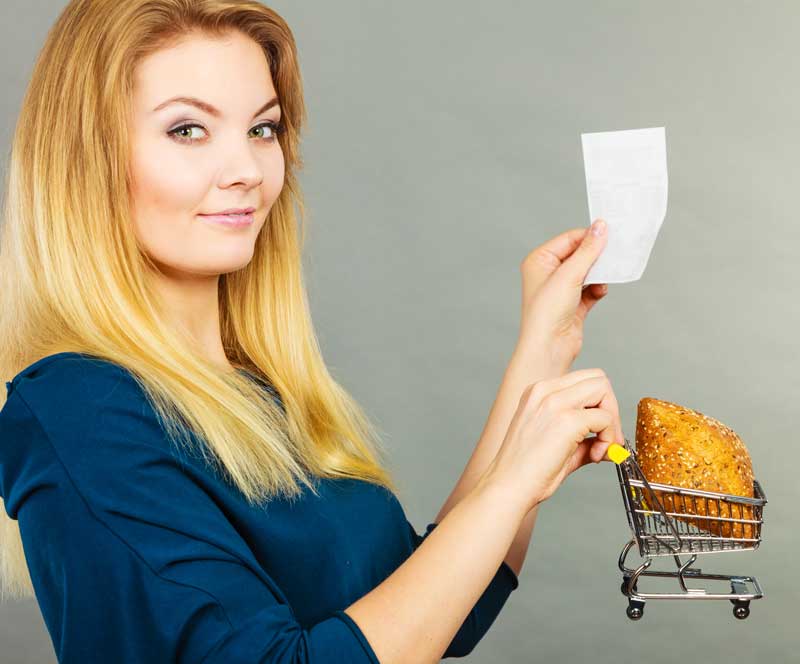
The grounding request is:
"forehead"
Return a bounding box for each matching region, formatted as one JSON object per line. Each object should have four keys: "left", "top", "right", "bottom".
{"left": 132, "top": 31, "right": 276, "bottom": 109}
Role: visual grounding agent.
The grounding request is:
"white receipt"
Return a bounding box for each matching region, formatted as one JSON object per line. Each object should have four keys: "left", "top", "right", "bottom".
{"left": 580, "top": 127, "right": 668, "bottom": 285}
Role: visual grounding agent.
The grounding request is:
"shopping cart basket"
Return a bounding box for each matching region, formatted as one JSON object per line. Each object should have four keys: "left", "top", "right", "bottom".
{"left": 611, "top": 437, "right": 767, "bottom": 621}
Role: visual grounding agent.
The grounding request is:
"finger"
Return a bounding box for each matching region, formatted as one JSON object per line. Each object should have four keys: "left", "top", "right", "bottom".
{"left": 584, "top": 435, "right": 615, "bottom": 464}
{"left": 590, "top": 283, "right": 608, "bottom": 298}
{"left": 548, "top": 375, "right": 610, "bottom": 415}
{"left": 576, "top": 407, "right": 616, "bottom": 443}
{"left": 548, "top": 375, "right": 623, "bottom": 444}
{"left": 557, "top": 370, "right": 623, "bottom": 445}
{"left": 565, "top": 439, "right": 595, "bottom": 474}
{"left": 540, "top": 367, "right": 609, "bottom": 393}
{"left": 523, "top": 228, "right": 590, "bottom": 281}
{"left": 551, "top": 219, "right": 608, "bottom": 289}
{"left": 597, "top": 374, "right": 624, "bottom": 444}
{"left": 535, "top": 368, "right": 606, "bottom": 397}
{"left": 577, "top": 374, "right": 624, "bottom": 446}
{"left": 576, "top": 283, "right": 607, "bottom": 322}
{"left": 576, "top": 291, "right": 601, "bottom": 322}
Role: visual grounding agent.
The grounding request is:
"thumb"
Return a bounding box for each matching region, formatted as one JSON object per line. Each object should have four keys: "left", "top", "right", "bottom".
{"left": 589, "top": 437, "right": 614, "bottom": 464}
{"left": 557, "top": 219, "right": 608, "bottom": 288}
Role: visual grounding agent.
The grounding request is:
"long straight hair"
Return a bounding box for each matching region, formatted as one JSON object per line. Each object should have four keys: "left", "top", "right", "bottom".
{"left": 0, "top": 0, "right": 398, "bottom": 601}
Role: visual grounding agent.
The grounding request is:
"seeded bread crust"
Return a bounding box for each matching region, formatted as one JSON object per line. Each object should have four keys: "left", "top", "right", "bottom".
{"left": 635, "top": 397, "right": 755, "bottom": 539}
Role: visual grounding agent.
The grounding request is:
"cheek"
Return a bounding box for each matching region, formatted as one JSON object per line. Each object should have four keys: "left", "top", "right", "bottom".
{"left": 128, "top": 136, "right": 286, "bottom": 274}
{"left": 129, "top": 138, "right": 211, "bottom": 263}
{"left": 259, "top": 147, "right": 285, "bottom": 207}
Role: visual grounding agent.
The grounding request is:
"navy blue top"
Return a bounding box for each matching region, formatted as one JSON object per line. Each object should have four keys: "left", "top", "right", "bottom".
{"left": 0, "top": 352, "right": 518, "bottom": 663}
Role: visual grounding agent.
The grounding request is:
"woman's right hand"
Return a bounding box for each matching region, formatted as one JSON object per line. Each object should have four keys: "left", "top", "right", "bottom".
{"left": 480, "top": 367, "right": 622, "bottom": 514}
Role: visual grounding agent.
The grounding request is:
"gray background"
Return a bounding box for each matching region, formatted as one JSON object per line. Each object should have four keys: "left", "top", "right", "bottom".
{"left": 1, "top": 1, "right": 796, "bottom": 662}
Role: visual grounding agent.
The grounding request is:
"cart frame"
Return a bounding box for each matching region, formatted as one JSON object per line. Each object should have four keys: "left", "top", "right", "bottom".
{"left": 614, "top": 437, "right": 767, "bottom": 620}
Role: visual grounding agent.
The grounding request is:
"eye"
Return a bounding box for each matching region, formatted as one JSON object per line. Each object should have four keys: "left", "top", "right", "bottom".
{"left": 167, "top": 123, "right": 207, "bottom": 143}
{"left": 249, "top": 120, "right": 285, "bottom": 142}
{"left": 167, "top": 119, "right": 286, "bottom": 145}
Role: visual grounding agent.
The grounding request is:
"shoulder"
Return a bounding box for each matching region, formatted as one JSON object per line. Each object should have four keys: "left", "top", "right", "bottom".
{"left": 0, "top": 353, "right": 201, "bottom": 518}
{"left": 6, "top": 351, "right": 152, "bottom": 434}
{"left": 7, "top": 351, "right": 131, "bottom": 401}
{"left": 2, "top": 351, "right": 169, "bottom": 468}
{"left": 4, "top": 350, "right": 124, "bottom": 417}
{"left": 0, "top": 352, "right": 142, "bottom": 519}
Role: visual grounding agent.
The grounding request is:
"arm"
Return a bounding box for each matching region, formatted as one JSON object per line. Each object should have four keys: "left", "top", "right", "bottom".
{"left": 405, "top": 519, "right": 519, "bottom": 658}
{"left": 346, "top": 475, "right": 527, "bottom": 664}
{"left": 434, "top": 347, "right": 563, "bottom": 576}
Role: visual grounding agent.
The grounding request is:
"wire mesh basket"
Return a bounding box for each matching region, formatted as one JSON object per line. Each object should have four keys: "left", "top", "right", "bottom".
{"left": 614, "top": 437, "right": 767, "bottom": 621}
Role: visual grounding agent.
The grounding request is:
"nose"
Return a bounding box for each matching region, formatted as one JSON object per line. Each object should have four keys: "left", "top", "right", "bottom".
{"left": 216, "top": 136, "right": 265, "bottom": 190}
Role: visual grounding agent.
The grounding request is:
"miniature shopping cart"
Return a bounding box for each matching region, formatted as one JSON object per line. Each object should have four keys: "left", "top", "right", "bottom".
{"left": 611, "top": 438, "right": 767, "bottom": 621}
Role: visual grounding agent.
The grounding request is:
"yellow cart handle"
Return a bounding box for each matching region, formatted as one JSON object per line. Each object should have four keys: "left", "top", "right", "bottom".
{"left": 606, "top": 442, "right": 631, "bottom": 465}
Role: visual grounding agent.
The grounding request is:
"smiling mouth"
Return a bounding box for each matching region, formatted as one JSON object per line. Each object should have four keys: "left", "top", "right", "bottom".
{"left": 197, "top": 211, "right": 255, "bottom": 228}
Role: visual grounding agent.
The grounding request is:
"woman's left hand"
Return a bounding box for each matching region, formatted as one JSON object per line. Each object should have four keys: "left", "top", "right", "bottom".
{"left": 515, "top": 218, "right": 610, "bottom": 372}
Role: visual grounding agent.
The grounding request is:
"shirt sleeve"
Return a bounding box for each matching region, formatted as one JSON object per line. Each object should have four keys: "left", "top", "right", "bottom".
{"left": 407, "top": 520, "right": 519, "bottom": 658}
{"left": 0, "top": 385, "right": 380, "bottom": 664}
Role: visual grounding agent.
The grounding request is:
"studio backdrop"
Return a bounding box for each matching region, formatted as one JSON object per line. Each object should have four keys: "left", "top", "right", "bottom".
{"left": 0, "top": 1, "right": 794, "bottom": 662}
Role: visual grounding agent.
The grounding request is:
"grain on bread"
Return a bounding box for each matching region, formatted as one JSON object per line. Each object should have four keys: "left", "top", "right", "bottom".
{"left": 635, "top": 397, "right": 755, "bottom": 539}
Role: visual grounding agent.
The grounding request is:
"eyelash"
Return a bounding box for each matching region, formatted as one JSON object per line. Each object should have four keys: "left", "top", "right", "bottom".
{"left": 167, "top": 119, "right": 286, "bottom": 145}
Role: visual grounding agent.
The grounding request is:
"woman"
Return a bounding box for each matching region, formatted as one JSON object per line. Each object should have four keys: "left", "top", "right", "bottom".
{"left": 0, "top": 1, "right": 622, "bottom": 662}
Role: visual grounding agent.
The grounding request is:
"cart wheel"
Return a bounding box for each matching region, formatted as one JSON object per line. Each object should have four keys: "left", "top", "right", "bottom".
{"left": 626, "top": 601, "right": 645, "bottom": 621}
{"left": 620, "top": 579, "right": 638, "bottom": 595}
{"left": 732, "top": 603, "right": 750, "bottom": 620}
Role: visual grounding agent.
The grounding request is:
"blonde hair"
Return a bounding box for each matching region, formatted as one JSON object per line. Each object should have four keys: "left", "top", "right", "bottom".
{"left": 0, "top": 0, "right": 398, "bottom": 601}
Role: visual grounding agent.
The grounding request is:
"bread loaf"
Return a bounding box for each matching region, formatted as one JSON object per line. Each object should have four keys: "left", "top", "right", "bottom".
{"left": 635, "top": 397, "right": 755, "bottom": 539}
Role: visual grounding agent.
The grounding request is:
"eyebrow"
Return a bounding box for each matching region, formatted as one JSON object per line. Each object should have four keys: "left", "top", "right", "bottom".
{"left": 151, "top": 95, "right": 281, "bottom": 118}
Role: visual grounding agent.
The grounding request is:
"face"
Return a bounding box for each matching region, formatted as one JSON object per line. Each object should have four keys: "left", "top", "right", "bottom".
{"left": 129, "top": 30, "right": 285, "bottom": 278}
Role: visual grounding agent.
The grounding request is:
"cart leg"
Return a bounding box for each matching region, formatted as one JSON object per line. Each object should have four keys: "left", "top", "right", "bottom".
{"left": 620, "top": 574, "right": 639, "bottom": 596}
{"left": 626, "top": 599, "right": 645, "bottom": 621}
{"left": 729, "top": 579, "right": 752, "bottom": 619}
{"left": 733, "top": 600, "right": 750, "bottom": 620}
{"left": 730, "top": 599, "right": 751, "bottom": 619}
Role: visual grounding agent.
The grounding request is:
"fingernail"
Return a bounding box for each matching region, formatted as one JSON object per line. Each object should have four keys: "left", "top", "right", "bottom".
{"left": 592, "top": 219, "right": 606, "bottom": 237}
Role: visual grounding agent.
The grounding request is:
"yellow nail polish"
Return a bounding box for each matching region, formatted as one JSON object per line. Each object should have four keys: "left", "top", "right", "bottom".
{"left": 607, "top": 443, "right": 630, "bottom": 464}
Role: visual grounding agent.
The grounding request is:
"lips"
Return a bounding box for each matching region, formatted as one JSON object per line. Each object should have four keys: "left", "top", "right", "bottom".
{"left": 197, "top": 207, "right": 256, "bottom": 228}
{"left": 201, "top": 207, "right": 255, "bottom": 216}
